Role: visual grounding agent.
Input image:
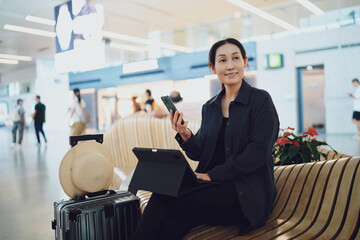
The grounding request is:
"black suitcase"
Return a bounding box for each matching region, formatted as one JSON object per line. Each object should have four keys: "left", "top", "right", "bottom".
{"left": 52, "top": 134, "right": 141, "bottom": 240}
{"left": 52, "top": 190, "right": 140, "bottom": 240}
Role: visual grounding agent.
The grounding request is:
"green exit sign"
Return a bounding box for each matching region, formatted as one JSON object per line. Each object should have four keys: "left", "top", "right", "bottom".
{"left": 263, "top": 54, "right": 283, "bottom": 69}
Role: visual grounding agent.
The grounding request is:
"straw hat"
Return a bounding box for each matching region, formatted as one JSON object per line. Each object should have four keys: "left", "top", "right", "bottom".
{"left": 59, "top": 141, "right": 114, "bottom": 199}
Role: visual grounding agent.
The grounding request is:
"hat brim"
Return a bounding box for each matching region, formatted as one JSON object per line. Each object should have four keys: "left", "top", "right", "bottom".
{"left": 59, "top": 141, "right": 114, "bottom": 199}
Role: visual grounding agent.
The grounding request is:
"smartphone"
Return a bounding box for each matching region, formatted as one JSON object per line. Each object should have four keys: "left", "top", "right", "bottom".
{"left": 161, "top": 95, "right": 185, "bottom": 124}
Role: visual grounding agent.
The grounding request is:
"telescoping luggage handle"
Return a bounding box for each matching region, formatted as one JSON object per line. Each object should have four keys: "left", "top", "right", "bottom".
{"left": 69, "top": 134, "right": 103, "bottom": 148}
{"left": 75, "top": 189, "right": 116, "bottom": 201}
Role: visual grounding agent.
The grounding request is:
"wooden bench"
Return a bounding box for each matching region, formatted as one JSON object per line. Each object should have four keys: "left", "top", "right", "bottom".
{"left": 104, "top": 113, "right": 359, "bottom": 239}
{"left": 104, "top": 112, "right": 201, "bottom": 175}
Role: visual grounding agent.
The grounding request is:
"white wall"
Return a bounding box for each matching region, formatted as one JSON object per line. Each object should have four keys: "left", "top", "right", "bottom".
{"left": 256, "top": 24, "right": 360, "bottom": 134}
{"left": 35, "top": 59, "right": 69, "bottom": 131}
{"left": 1, "top": 66, "right": 36, "bottom": 84}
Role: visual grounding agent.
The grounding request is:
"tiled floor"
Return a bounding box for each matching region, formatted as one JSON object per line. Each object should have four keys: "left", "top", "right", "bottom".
{"left": 0, "top": 126, "right": 360, "bottom": 239}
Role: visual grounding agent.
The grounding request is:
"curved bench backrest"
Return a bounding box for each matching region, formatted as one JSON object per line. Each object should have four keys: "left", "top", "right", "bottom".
{"left": 104, "top": 112, "right": 201, "bottom": 170}
{"left": 248, "top": 156, "right": 360, "bottom": 239}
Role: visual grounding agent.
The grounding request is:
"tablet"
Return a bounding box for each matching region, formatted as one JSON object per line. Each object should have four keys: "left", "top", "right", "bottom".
{"left": 129, "top": 148, "right": 214, "bottom": 197}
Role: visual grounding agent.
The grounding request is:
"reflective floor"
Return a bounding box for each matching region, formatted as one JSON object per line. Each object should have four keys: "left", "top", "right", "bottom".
{"left": 0, "top": 127, "right": 70, "bottom": 240}
{"left": 1, "top": 127, "right": 360, "bottom": 239}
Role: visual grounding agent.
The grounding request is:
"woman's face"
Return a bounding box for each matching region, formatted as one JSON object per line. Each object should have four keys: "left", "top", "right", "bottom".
{"left": 210, "top": 43, "right": 248, "bottom": 88}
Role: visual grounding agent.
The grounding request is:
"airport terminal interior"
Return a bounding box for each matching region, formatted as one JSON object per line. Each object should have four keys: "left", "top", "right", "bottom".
{"left": 1, "top": 0, "right": 360, "bottom": 239}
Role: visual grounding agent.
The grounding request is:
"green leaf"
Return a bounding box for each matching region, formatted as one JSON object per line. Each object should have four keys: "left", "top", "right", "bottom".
{"left": 288, "top": 146, "right": 299, "bottom": 160}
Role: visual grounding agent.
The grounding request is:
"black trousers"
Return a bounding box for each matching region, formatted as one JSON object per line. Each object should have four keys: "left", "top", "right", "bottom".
{"left": 133, "top": 182, "right": 248, "bottom": 240}
{"left": 34, "top": 121, "right": 47, "bottom": 144}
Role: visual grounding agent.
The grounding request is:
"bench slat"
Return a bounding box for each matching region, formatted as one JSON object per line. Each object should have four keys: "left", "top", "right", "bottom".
{"left": 273, "top": 166, "right": 285, "bottom": 185}
{"left": 315, "top": 158, "right": 360, "bottom": 239}
{"left": 272, "top": 165, "right": 296, "bottom": 209}
{"left": 242, "top": 163, "right": 317, "bottom": 239}
{"left": 276, "top": 158, "right": 348, "bottom": 239}
{"left": 294, "top": 158, "right": 352, "bottom": 239}
{"left": 268, "top": 159, "right": 339, "bottom": 239}
{"left": 310, "top": 158, "right": 357, "bottom": 239}
{"left": 253, "top": 161, "right": 326, "bottom": 239}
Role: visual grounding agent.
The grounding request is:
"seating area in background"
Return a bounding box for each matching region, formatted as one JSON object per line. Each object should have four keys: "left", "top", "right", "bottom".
{"left": 104, "top": 113, "right": 360, "bottom": 239}
{"left": 104, "top": 112, "right": 201, "bottom": 185}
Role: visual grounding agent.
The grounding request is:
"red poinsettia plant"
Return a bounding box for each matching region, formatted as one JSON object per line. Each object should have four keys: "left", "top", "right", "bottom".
{"left": 272, "top": 127, "right": 336, "bottom": 165}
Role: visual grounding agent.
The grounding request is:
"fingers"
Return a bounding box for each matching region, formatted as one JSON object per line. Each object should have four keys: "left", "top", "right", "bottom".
{"left": 169, "top": 109, "right": 173, "bottom": 121}
{"left": 171, "top": 111, "right": 182, "bottom": 129}
{"left": 171, "top": 110, "right": 179, "bottom": 130}
{"left": 183, "top": 121, "right": 188, "bottom": 129}
{"left": 176, "top": 112, "right": 183, "bottom": 126}
{"left": 194, "top": 172, "right": 210, "bottom": 181}
{"left": 170, "top": 110, "right": 176, "bottom": 130}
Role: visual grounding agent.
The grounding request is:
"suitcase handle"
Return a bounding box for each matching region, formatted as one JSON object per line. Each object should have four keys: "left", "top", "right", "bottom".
{"left": 70, "top": 134, "right": 103, "bottom": 148}
{"left": 75, "top": 190, "right": 116, "bottom": 200}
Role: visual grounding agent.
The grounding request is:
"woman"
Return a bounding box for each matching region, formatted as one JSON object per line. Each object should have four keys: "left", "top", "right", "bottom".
{"left": 133, "top": 38, "right": 279, "bottom": 240}
{"left": 143, "top": 89, "right": 154, "bottom": 113}
{"left": 70, "top": 88, "right": 88, "bottom": 136}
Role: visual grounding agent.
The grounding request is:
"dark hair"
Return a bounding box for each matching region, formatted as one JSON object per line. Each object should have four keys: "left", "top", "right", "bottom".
{"left": 170, "top": 91, "right": 183, "bottom": 103}
{"left": 352, "top": 78, "right": 359, "bottom": 83}
{"left": 17, "top": 99, "right": 23, "bottom": 105}
{"left": 36, "top": 95, "right": 40, "bottom": 100}
{"left": 208, "top": 38, "right": 247, "bottom": 68}
{"left": 73, "top": 88, "right": 81, "bottom": 103}
{"left": 146, "top": 89, "right": 152, "bottom": 97}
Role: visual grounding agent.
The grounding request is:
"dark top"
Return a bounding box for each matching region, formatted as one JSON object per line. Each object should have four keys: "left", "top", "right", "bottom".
{"left": 34, "top": 102, "right": 46, "bottom": 122}
{"left": 175, "top": 81, "right": 279, "bottom": 232}
{"left": 205, "top": 117, "right": 227, "bottom": 172}
{"left": 144, "top": 99, "right": 154, "bottom": 112}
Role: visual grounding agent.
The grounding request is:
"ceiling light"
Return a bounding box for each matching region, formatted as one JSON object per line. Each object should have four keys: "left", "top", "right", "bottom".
{"left": 123, "top": 59, "right": 159, "bottom": 74}
{"left": 295, "top": 0, "right": 324, "bottom": 16}
{"left": 104, "top": 30, "right": 193, "bottom": 53}
{"left": 159, "top": 42, "right": 193, "bottom": 53}
{"left": 109, "top": 43, "right": 146, "bottom": 53}
{"left": 0, "top": 53, "right": 32, "bottom": 61}
{"left": 103, "top": 31, "right": 149, "bottom": 45}
{"left": 0, "top": 58, "right": 19, "bottom": 65}
{"left": 25, "top": 15, "right": 56, "bottom": 25}
{"left": 226, "top": 0, "right": 301, "bottom": 33}
{"left": 4, "top": 24, "right": 56, "bottom": 38}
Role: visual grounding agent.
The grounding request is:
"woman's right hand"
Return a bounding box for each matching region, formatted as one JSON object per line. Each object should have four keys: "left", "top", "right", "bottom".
{"left": 170, "top": 110, "right": 191, "bottom": 142}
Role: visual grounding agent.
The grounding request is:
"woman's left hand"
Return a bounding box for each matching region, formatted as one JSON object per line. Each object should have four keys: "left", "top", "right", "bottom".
{"left": 194, "top": 172, "right": 211, "bottom": 181}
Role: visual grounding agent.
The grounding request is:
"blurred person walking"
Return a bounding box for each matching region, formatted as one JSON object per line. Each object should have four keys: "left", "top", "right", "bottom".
{"left": 348, "top": 78, "right": 360, "bottom": 139}
{"left": 10, "top": 99, "right": 25, "bottom": 149}
{"left": 70, "top": 88, "right": 88, "bottom": 136}
{"left": 33, "top": 95, "right": 47, "bottom": 145}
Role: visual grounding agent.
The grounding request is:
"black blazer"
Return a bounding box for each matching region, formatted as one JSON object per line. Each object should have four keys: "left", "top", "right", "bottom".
{"left": 176, "top": 81, "right": 279, "bottom": 231}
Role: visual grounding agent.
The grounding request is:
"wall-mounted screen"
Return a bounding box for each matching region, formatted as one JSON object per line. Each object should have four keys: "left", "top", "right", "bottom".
{"left": 55, "top": 1, "right": 74, "bottom": 53}
{"left": 54, "top": 0, "right": 104, "bottom": 73}
{"left": 263, "top": 54, "right": 283, "bottom": 69}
